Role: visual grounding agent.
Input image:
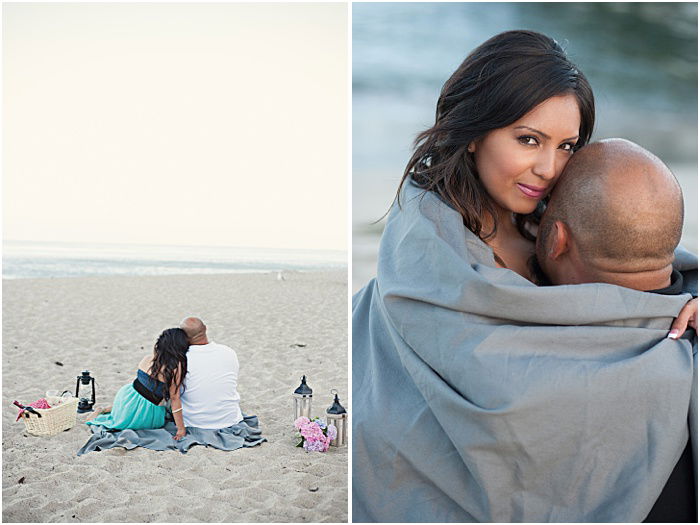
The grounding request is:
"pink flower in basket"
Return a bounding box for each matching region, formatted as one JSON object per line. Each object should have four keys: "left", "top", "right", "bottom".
{"left": 14, "top": 398, "right": 51, "bottom": 421}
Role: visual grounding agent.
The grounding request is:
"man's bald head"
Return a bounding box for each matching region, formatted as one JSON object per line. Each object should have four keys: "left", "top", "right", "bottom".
{"left": 180, "top": 317, "right": 208, "bottom": 344}
{"left": 537, "top": 139, "right": 683, "bottom": 284}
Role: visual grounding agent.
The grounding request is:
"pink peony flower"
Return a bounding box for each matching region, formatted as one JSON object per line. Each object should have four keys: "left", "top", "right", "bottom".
{"left": 303, "top": 438, "right": 328, "bottom": 452}
{"left": 294, "top": 416, "right": 310, "bottom": 430}
{"left": 295, "top": 418, "right": 335, "bottom": 452}
{"left": 300, "top": 422, "right": 324, "bottom": 441}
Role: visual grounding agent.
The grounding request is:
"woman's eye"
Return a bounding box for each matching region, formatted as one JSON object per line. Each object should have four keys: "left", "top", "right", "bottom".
{"left": 560, "top": 142, "right": 575, "bottom": 152}
{"left": 518, "top": 135, "right": 538, "bottom": 146}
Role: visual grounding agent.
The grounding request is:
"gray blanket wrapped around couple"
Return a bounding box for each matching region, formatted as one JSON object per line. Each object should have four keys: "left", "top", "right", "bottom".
{"left": 77, "top": 414, "right": 266, "bottom": 456}
{"left": 352, "top": 182, "right": 697, "bottom": 522}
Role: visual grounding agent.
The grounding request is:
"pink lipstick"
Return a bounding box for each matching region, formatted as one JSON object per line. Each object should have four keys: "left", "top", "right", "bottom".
{"left": 517, "top": 183, "right": 547, "bottom": 199}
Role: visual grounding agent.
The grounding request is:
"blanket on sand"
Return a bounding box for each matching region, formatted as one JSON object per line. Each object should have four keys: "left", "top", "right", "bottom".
{"left": 352, "top": 182, "right": 697, "bottom": 522}
{"left": 77, "top": 414, "right": 266, "bottom": 455}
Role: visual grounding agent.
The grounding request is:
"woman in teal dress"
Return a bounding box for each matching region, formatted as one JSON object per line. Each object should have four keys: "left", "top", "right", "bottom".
{"left": 86, "top": 328, "right": 189, "bottom": 440}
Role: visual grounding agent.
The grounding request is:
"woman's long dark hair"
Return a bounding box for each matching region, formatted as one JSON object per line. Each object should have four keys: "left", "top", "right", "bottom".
{"left": 150, "top": 328, "right": 189, "bottom": 400}
{"left": 397, "top": 30, "right": 595, "bottom": 241}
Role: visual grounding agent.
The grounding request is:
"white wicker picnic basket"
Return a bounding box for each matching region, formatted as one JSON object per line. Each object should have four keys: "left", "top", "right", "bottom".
{"left": 20, "top": 396, "right": 78, "bottom": 436}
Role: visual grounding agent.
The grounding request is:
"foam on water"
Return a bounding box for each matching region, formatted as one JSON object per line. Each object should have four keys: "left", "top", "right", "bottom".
{"left": 2, "top": 241, "right": 347, "bottom": 279}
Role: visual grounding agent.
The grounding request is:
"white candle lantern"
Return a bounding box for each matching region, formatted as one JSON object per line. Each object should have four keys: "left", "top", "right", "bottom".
{"left": 326, "top": 389, "right": 347, "bottom": 447}
{"left": 292, "top": 375, "right": 313, "bottom": 421}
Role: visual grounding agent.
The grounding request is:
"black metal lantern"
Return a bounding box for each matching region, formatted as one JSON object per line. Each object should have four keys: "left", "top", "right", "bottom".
{"left": 75, "top": 370, "right": 96, "bottom": 413}
{"left": 292, "top": 375, "right": 313, "bottom": 421}
{"left": 326, "top": 389, "right": 347, "bottom": 447}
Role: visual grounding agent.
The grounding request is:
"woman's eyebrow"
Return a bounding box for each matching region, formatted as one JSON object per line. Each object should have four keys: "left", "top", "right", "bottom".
{"left": 514, "top": 125, "right": 579, "bottom": 142}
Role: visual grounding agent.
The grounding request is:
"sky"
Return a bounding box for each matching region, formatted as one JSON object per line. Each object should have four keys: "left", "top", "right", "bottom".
{"left": 3, "top": 3, "right": 347, "bottom": 251}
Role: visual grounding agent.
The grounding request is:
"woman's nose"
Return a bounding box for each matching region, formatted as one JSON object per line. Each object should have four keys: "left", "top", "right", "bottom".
{"left": 532, "top": 148, "right": 558, "bottom": 180}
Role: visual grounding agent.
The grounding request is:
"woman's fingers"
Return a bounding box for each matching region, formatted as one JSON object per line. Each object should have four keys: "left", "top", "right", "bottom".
{"left": 668, "top": 298, "right": 698, "bottom": 339}
{"left": 689, "top": 298, "right": 698, "bottom": 330}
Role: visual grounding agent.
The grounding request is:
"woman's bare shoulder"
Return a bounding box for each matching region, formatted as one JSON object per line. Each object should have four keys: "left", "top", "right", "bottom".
{"left": 137, "top": 353, "right": 154, "bottom": 373}
{"left": 140, "top": 354, "right": 172, "bottom": 383}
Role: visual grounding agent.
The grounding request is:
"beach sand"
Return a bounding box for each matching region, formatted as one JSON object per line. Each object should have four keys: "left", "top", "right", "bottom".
{"left": 2, "top": 270, "right": 348, "bottom": 523}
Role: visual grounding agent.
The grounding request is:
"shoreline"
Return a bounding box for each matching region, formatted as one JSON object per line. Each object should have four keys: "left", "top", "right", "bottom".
{"left": 2, "top": 267, "right": 348, "bottom": 281}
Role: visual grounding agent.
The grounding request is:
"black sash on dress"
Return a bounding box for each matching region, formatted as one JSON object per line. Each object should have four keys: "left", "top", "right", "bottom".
{"left": 132, "top": 378, "right": 164, "bottom": 405}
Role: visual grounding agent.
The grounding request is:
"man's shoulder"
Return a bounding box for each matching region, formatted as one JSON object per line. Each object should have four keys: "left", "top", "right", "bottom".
{"left": 192, "top": 342, "right": 238, "bottom": 363}
{"left": 188, "top": 341, "right": 235, "bottom": 351}
{"left": 209, "top": 341, "right": 237, "bottom": 354}
{"left": 186, "top": 342, "right": 238, "bottom": 375}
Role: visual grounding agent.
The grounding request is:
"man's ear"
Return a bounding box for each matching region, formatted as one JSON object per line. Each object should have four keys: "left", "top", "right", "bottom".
{"left": 548, "top": 220, "right": 571, "bottom": 260}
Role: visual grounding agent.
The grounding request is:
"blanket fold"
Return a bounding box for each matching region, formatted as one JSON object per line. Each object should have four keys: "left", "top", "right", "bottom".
{"left": 77, "top": 414, "right": 266, "bottom": 456}
{"left": 352, "top": 182, "right": 697, "bottom": 522}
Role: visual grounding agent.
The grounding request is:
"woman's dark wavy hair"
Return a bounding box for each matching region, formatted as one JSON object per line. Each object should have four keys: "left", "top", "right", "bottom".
{"left": 397, "top": 30, "right": 595, "bottom": 241}
{"left": 149, "top": 327, "right": 189, "bottom": 400}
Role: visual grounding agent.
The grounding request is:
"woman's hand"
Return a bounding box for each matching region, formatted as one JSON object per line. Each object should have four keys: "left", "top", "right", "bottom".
{"left": 668, "top": 297, "right": 697, "bottom": 339}
{"left": 174, "top": 426, "right": 186, "bottom": 441}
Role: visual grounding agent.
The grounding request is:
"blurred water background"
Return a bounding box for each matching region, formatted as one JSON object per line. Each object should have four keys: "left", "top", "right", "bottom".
{"left": 353, "top": 2, "right": 698, "bottom": 292}
{"left": 3, "top": 241, "right": 346, "bottom": 279}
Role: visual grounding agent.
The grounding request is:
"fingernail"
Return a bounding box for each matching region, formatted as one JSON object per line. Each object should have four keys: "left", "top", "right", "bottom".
{"left": 667, "top": 330, "right": 679, "bottom": 339}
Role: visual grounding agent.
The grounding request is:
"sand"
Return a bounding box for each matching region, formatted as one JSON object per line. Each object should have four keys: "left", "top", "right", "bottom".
{"left": 2, "top": 270, "right": 348, "bottom": 523}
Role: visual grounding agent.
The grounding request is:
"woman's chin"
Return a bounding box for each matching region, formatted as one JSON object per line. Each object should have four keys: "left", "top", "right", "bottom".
{"left": 509, "top": 200, "right": 541, "bottom": 215}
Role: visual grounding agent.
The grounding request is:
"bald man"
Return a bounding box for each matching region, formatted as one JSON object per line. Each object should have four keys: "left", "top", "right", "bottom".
{"left": 534, "top": 138, "right": 696, "bottom": 523}
{"left": 535, "top": 138, "right": 684, "bottom": 292}
{"left": 178, "top": 317, "right": 243, "bottom": 429}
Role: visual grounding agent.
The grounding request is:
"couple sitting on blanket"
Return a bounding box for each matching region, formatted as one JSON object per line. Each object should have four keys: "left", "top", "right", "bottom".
{"left": 87, "top": 317, "right": 241, "bottom": 440}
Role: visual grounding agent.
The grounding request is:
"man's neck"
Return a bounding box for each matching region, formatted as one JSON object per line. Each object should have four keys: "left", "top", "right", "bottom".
{"left": 528, "top": 255, "right": 552, "bottom": 286}
{"left": 532, "top": 254, "right": 674, "bottom": 292}
{"left": 587, "top": 265, "right": 673, "bottom": 292}
{"left": 190, "top": 337, "right": 209, "bottom": 346}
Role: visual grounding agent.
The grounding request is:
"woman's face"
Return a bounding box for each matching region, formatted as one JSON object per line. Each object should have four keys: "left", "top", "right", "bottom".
{"left": 472, "top": 94, "right": 581, "bottom": 216}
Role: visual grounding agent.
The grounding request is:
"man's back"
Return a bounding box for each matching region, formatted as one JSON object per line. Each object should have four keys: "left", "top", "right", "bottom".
{"left": 181, "top": 341, "right": 243, "bottom": 429}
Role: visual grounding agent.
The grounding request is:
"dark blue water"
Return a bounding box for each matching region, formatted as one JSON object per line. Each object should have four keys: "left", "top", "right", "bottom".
{"left": 354, "top": 3, "right": 697, "bottom": 112}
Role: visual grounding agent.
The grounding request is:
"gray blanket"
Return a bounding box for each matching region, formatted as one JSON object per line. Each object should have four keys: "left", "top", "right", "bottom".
{"left": 352, "top": 182, "right": 697, "bottom": 522}
{"left": 77, "top": 414, "right": 266, "bottom": 455}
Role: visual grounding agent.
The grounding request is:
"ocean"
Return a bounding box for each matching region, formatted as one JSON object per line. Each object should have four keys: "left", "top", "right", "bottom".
{"left": 2, "top": 241, "right": 347, "bottom": 280}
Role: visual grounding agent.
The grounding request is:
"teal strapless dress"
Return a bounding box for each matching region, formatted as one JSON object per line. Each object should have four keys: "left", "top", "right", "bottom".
{"left": 86, "top": 370, "right": 167, "bottom": 430}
